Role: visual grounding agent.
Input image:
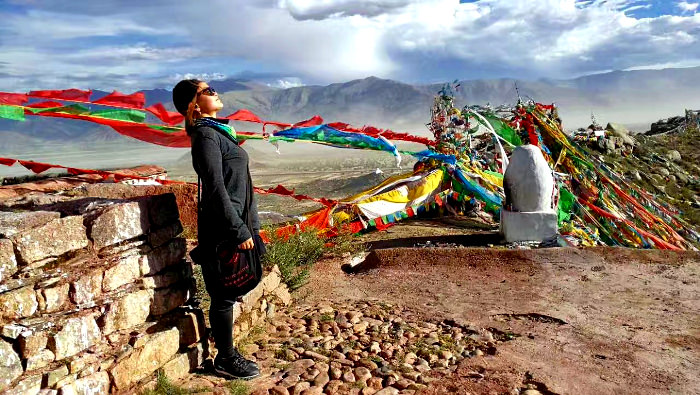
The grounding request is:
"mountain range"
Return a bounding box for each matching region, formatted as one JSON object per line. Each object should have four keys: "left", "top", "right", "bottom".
{"left": 2, "top": 66, "right": 700, "bottom": 150}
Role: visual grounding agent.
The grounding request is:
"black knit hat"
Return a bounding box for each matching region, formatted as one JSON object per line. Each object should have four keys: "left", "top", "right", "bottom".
{"left": 172, "top": 79, "right": 201, "bottom": 116}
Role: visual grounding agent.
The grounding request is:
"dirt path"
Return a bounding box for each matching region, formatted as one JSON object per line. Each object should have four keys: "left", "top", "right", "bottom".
{"left": 303, "top": 245, "right": 700, "bottom": 394}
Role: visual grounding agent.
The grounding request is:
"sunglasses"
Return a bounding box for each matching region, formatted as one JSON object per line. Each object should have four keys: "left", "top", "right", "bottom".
{"left": 197, "top": 86, "right": 217, "bottom": 96}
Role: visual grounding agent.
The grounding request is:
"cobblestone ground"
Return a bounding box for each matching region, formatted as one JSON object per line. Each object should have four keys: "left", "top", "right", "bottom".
{"left": 175, "top": 299, "right": 520, "bottom": 395}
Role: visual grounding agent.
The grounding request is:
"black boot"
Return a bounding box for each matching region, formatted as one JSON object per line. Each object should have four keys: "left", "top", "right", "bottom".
{"left": 213, "top": 349, "right": 260, "bottom": 380}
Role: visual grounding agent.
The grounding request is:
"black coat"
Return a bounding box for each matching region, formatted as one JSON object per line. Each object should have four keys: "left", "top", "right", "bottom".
{"left": 189, "top": 119, "right": 260, "bottom": 248}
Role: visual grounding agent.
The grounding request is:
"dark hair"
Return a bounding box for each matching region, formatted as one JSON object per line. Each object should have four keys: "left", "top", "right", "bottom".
{"left": 172, "top": 79, "right": 202, "bottom": 133}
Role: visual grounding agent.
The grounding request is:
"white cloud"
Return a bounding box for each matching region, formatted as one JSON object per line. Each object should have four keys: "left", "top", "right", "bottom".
{"left": 2, "top": 0, "right": 700, "bottom": 91}
{"left": 677, "top": 1, "right": 699, "bottom": 13}
{"left": 277, "top": 0, "right": 414, "bottom": 20}
{"left": 266, "top": 77, "right": 305, "bottom": 89}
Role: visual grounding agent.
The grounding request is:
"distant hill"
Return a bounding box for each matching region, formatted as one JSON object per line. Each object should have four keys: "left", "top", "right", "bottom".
{"left": 2, "top": 66, "right": 700, "bottom": 146}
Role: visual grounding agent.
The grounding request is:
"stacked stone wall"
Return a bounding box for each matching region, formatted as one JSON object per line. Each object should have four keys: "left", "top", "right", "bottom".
{"left": 0, "top": 192, "right": 206, "bottom": 394}
{"left": 0, "top": 184, "right": 292, "bottom": 394}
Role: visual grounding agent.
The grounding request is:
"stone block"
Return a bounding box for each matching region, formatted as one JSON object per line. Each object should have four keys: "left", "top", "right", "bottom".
{"left": 38, "top": 283, "right": 70, "bottom": 313}
{"left": 109, "top": 327, "right": 180, "bottom": 391}
{"left": 148, "top": 221, "right": 183, "bottom": 248}
{"left": 88, "top": 202, "right": 150, "bottom": 250}
{"left": 99, "top": 289, "right": 153, "bottom": 335}
{"left": 48, "top": 315, "right": 102, "bottom": 360}
{"left": 11, "top": 216, "right": 89, "bottom": 265}
{"left": 19, "top": 330, "right": 48, "bottom": 359}
{"left": 46, "top": 364, "right": 70, "bottom": 387}
{"left": 25, "top": 348, "right": 55, "bottom": 371}
{"left": 241, "top": 280, "right": 265, "bottom": 313}
{"left": 151, "top": 285, "right": 190, "bottom": 316}
{"left": 0, "top": 286, "right": 38, "bottom": 320}
{"left": 140, "top": 238, "right": 186, "bottom": 276}
{"left": 69, "top": 269, "right": 103, "bottom": 306}
{"left": 144, "top": 194, "right": 180, "bottom": 229}
{"left": 8, "top": 374, "right": 42, "bottom": 395}
{"left": 102, "top": 255, "right": 141, "bottom": 292}
{"left": 500, "top": 210, "right": 558, "bottom": 243}
{"left": 187, "top": 343, "right": 205, "bottom": 370}
{"left": 176, "top": 311, "right": 206, "bottom": 347}
{"left": 0, "top": 238, "right": 18, "bottom": 283}
{"left": 261, "top": 269, "right": 281, "bottom": 294}
{"left": 161, "top": 353, "right": 190, "bottom": 382}
{"left": 141, "top": 261, "right": 190, "bottom": 290}
{"left": 67, "top": 354, "right": 99, "bottom": 375}
{"left": 2, "top": 323, "right": 26, "bottom": 339}
{"left": 53, "top": 373, "right": 76, "bottom": 391}
{"left": 272, "top": 285, "right": 292, "bottom": 306}
{"left": 0, "top": 210, "right": 61, "bottom": 238}
{"left": 0, "top": 339, "right": 23, "bottom": 391}
{"left": 71, "top": 371, "right": 110, "bottom": 395}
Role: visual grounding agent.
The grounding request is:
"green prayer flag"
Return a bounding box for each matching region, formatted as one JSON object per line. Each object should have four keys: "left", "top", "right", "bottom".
{"left": 91, "top": 109, "right": 145, "bottom": 123}
{"left": 0, "top": 105, "right": 25, "bottom": 121}
{"left": 557, "top": 186, "right": 576, "bottom": 225}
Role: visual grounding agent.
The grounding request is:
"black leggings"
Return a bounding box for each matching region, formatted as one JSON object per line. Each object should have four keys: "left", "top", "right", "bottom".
{"left": 209, "top": 297, "right": 236, "bottom": 358}
{"left": 200, "top": 256, "right": 237, "bottom": 359}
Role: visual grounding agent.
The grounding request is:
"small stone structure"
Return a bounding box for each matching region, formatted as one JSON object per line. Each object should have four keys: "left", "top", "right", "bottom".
{"left": 500, "top": 145, "right": 558, "bottom": 243}
{"left": 0, "top": 182, "right": 291, "bottom": 394}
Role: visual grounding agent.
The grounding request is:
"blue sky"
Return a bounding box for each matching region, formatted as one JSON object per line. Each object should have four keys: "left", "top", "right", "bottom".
{"left": 1, "top": 0, "right": 699, "bottom": 91}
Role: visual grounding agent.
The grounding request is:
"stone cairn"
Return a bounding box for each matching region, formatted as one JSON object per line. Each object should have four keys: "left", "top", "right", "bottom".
{"left": 0, "top": 187, "right": 292, "bottom": 394}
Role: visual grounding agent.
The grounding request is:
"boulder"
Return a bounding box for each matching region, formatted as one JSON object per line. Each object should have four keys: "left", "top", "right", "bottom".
{"left": 666, "top": 150, "right": 682, "bottom": 162}
{"left": 605, "top": 123, "right": 635, "bottom": 146}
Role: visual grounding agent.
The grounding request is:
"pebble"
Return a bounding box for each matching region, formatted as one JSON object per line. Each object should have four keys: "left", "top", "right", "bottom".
{"left": 291, "top": 382, "right": 310, "bottom": 395}
{"left": 300, "top": 386, "right": 323, "bottom": 395}
{"left": 269, "top": 386, "right": 290, "bottom": 395}
{"left": 312, "top": 372, "right": 329, "bottom": 387}
{"left": 330, "top": 367, "right": 342, "bottom": 380}
{"left": 374, "top": 387, "right": 400, "bottom": 395}
{"left": 342, "top": 371, "right": 356, "bottom": 383}
{"left": 354, "top": 367, "right": 372, "bottom": 382}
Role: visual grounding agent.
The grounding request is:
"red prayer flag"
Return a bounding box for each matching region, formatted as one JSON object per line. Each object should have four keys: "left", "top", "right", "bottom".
{"left": 0, "top": 157, "right": 18, "bottom": 166}
{"left": 28, "top": 89, "right": 92, "bottom": 102}
{"left": 19, "top": 160, "right": 55, "bottom": 174}
{"left": 224, "top": 109, "right": 263, "bottom": 123}
{"left": 145, "top": 103, "right": 185, "bottom": 125}
{"left": 293, "top": 115, "right": 323, "bottom": 128}
{"left": 92, "top": 91, "right": 145, "bottom": 109}
{"left": 0, "top": 92, "right": 29, "bottom": 106}
{"left": 25, "top": 101, "right": 66, "bottom": 109}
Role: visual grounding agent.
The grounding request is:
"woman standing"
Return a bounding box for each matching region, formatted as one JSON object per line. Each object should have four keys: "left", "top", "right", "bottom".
{"left": 173, "top": 79, "right": 262, "bottom": 380}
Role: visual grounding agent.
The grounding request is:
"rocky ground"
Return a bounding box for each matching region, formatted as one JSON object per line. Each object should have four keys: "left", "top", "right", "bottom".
{"left": 171, "top": 222, "right": 700, "bottom": 395}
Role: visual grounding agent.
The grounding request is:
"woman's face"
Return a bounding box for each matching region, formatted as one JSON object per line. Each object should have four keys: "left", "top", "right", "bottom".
{"left": 196, "top": 82, "right": 223, "bottom": 116}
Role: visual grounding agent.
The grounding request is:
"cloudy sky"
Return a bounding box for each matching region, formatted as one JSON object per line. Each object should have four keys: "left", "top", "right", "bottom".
{"left": 1, "top": 0, "right": 699, "bottom": 91}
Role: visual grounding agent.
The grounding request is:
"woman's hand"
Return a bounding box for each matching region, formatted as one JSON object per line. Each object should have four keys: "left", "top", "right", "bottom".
{"left": 238, "top": 238, "right": 254, "bottom": 250}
